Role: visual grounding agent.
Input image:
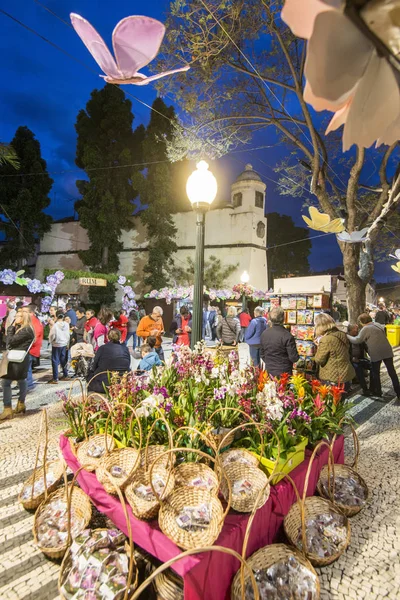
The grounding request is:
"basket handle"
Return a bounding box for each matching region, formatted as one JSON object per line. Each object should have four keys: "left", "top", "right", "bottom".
{"left": 142, "top": 410, "right": 174, "bottom": 470}
{"left": 64, "top": 461, "right": 90, "bottom": 548}
{"left": 149, "top": 446, "right": 232, "bottom": 526}
{"left": 331, "top": 417, "right": 359, "bottom": 469}
{"left": 30, "top": 408, "right": 49, "bottom": 501}
{"left": 129, "top": 545, "right": 259, "bottom": 600}
{"left": 172, "top": 425, "right": 217, "bottom": 455}
{"left": 240, "top": 470, "right": 303, "bottom": 592}
{"left": 66, "top": 377, "right": 86, "bottom": 438}
{"left": 207, "top": 406, "right": 255, "bottom": 432}
{"left": 80, "top": 388, "right": 111, "bottom": 441}
{"left": 102, "top": 471, "right": 138, "bottom": 600}
{"left": 103, "top": 401, "right": 143, "bottom": 451}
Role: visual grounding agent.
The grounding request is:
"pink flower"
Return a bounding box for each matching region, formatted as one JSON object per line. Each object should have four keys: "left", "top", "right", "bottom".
{"left": 282, "top": 0, "right": 400, "bottom": 150}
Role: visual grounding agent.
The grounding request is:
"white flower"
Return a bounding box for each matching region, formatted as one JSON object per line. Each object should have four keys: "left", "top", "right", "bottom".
{"left": 336, "top": 228, "right": 369, "bottom": 243}
{"left": 210, "top": 367, "right": 220, "bottom": 379}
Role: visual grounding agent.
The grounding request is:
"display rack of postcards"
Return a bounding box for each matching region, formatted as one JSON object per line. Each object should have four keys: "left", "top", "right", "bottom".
{"left": 263, "top": 293, "right": 331, "bottom": 379}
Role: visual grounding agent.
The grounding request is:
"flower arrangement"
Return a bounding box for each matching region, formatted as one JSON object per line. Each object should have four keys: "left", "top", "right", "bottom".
{"left": 145, "top": 285, "right": 273, "bottom": 304}
{"left": 63, "top": 346, "right": 352, "bottom": 464}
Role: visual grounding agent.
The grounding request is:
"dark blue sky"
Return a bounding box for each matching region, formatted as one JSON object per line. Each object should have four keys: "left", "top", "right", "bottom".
{"left": 0, "top": 0, "right": 397, "bottom": 281}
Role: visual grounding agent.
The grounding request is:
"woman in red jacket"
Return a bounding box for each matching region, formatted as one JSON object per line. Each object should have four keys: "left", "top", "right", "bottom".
{"left": 22, "top": 304, "right": 43, "bottom": 392}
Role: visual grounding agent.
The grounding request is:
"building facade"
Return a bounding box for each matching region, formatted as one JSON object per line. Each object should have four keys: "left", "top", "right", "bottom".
{"left": 35, "top": 164, "right": 268, "bottom": 297}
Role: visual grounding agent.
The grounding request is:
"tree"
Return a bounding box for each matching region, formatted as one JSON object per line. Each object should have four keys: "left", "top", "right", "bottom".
{"left": 0, "top": 127, "right": 53, "bottom": 268}
{"left": 157, "top": 0, "right": 400, "bottom": 321}
{"left": 75, "top": 84, "right": 144, "bottom": 303}
{"left": 133, "top": 98, "right": 179, "bottom": 290}
{"left": 0, "top": 143, "right": 19, "bottom": 169}
{"left": 173, "top": 255, "right": 238, "bottom": 288}
{"left": 267, "top": 212, "right": 311, "bottom": 287}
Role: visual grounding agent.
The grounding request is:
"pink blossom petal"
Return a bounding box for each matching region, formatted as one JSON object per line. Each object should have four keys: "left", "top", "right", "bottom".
{"left": 325, "top": 100, "right": 351, "bottom": 134}
{"left": 112, "top": 16, "right": 165, "bottom": 78}
{"left": 343, "top": 53, "right": 400, "bottom": 150}
{"left": 305, "top": 10, "right": 372, "bottom": 102}
{"left": 304, "top": 80, "right": 350, "bottom": 112}
{"left": 281, "top": 0, "right": 339, "bottom": 40}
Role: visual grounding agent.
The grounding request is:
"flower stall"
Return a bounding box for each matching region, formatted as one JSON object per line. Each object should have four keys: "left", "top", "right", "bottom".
{"left": 20, "top": 341, "right": 369, "bottom": 600}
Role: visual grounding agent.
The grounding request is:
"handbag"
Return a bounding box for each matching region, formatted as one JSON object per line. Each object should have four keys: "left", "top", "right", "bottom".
{"left": 8, "top": 339, "right": 34, "bottom": 363}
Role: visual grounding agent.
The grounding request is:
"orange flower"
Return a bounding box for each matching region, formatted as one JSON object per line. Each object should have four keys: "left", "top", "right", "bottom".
{"left": 311, "top": 379, "right": 321, "bottom": 393}
{"left": 331, "top": 383, "right": 345, "bottom": 406}
{"left": 258, "top": 370, "right": 269, "bottom": 391}
{"left": 318, "top": 384, "right": 331, "bottom": 399}
{"left": 280, "top": 372, "right": 290, "bottom": 389}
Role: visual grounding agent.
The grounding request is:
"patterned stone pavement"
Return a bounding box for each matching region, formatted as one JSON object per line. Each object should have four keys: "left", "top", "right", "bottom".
{"left": 0, "top": 346, "right": 399, "bottom": 599}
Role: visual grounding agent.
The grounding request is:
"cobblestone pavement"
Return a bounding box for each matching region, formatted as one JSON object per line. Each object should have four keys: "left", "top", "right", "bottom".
{"left": 0, "top": 347, "right": 399, "bottom": 599}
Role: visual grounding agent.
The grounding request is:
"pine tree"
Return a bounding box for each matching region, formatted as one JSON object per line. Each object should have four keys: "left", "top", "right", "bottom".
{"left": 75, "top": 84, "right": 144, "bottom": 304}
{"left": 133, "top": 98, "right": 178, "bottom": 290}
{"left": 0, "top": 126, "right": 53, "bottom": 268}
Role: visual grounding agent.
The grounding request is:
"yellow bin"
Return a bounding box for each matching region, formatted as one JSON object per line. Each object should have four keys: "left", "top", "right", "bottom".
{"left": 386, "top": 325, "right": 400, "bottom": 347}
{"left": 251, "top": 437, "right": 308, "bottom": 484}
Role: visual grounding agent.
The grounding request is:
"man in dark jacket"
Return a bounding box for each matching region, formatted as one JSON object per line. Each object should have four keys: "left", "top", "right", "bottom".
{"left": 87, "top": 329, "right": 131, "bottom": 393}
{"left": 375, "top": 303, "right": 391, "bottom": 325}
{"left": 347, "top": 323, "right": 370, "bottom": 395}
{"left": 245, "top": 307, "right": 267, "bottom": 367}
{"left": 72, "top": 307, "right": 87, "bottom": 344}
{"left": 260, "top": 306, "right": 299, "bottom": 377}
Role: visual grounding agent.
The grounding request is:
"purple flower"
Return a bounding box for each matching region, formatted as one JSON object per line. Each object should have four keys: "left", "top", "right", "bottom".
{"left": 214, "top": 387, "right": 227, "bottom": 401}
{"left": 118, "top": 275, "right": 127, "bottom": 285}
{"left": 27, "top": 278, "right": 43, "bottom": 294}
{"left": 153, "top": 386, "right": 169, "bottom": 398}
{"left": 288, "top": 409, "right": 311, "bottom": 423}
{"left": 0, "top": 269, "right": 16, "bottom": 285}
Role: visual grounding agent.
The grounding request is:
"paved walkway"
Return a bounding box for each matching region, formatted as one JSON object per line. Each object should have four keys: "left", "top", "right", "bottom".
{"left": 0, "top": 347, "right": 399, "bottom": 599}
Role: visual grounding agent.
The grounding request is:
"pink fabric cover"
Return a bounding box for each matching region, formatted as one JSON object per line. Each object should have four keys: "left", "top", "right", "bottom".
{"left": 60, "top": 435, "right": 344, "bottom": 600}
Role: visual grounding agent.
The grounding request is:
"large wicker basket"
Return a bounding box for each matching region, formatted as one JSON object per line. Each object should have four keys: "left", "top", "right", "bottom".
{"left": 231, "top": 543, "right": 320, "bottom": 600}
{"left": 125, "top": 463, "right": 175, "bottom": 521}
{"left": 284, "top": 442, "right": 351, "bottom": 567}
{"left": 96, "top": 447, "right": 141, "bottom": 494}
{"left": 58, "top": 473, "right": 138, "bottom": 600}
{"left": 220, "top": 462, "right": 270, "bottom": 513}
{"left": 19, "top": 459, "right": 64, "bottom": 511}
{"left": 317, "top": 421, "right": 368, "bottom": 517}
{"left": 219, "top": 448, "right": 259, "bottom": 469}
{"left": 76, "top": 433, "right": 116, "bottom": 471}
{"left": 155, "top": 448, "right": 228, "bottom": 550}
{"left": 154, "top": 569, "right": 184, "bottom": 600}
{"left": 33, "top": 477, "right": 92, "bottom": 560}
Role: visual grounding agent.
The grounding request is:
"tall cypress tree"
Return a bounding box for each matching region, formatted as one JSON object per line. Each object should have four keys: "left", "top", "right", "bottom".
{"left": 0, "top": 126, "right": 53, "bottom": 268}
{"left": 75, "top": 84, "right": 144, "bottom": 303}
{"left": 133, "top": 98, "right": 178, "bottom": 290}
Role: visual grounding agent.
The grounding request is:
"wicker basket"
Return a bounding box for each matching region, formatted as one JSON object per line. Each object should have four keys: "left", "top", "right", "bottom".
{"left": 317, "top": 421, "right": 368, "bottom": 517}
{"left": 96, "top": 447, "right": 141, "bottom": 494}
{"left": 219, "top": 448, "right": 259, "bottom": 469}
{"left": 231, "top": 543, "right": 320, "bottom": 600}
{"left": 174, "top": 462, "right": 219, "bottom": 494}
{"left": 154, "top": 569, "right": 184, "bottom": 600}
{"left": 125, "top": 463, "right": 175, "bottom": 521}
{"left": 76, "top": 433, "right": 116, "bottom": 471}
{"left": 59, "top": 472, "right": 138, "bottom": 600}
{"left": 19, "top": 409, "right": 64, "bottom": 511}
{"left": 140, "top": 445, "right": 176, "bottom": 470}
{"left": 130, "top": 546, "right": 258, "bottom": 600}
{"left": 33, "top": 478, "right": 92, "bottom": 560}
{"left": 284, "top": 441, "right": 351, "bottom": 567}
{"left": 155, "top": 448, "right": 227, "bottom": 550}
{"left": 221, "top": 462, "right": 270, "bottom": 513}
{"left": 19, "top": 459, "right": 64, "bottom": 511}
{"left": 207, "top": 407, "right": 257, "bottom": 453}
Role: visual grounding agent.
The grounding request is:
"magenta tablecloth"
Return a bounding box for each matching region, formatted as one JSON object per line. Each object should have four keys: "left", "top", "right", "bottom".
{"left": 60, "top": 435, "right": 344, "bottom": 600}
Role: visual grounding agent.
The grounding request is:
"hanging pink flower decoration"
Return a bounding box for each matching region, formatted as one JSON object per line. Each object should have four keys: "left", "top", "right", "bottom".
{"left": 281, "top": 0, "right": 400, "bottom": 150}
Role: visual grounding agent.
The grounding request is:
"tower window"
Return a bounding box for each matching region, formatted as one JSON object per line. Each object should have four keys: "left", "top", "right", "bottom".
{"left": 256, "top": 221, "right": 266, "bottom": 239}
{"left": 233, "top": 192, "right": 242, "bottom": 208}
{"left": 255, "top": 191, "right": 264, "bottom": 209}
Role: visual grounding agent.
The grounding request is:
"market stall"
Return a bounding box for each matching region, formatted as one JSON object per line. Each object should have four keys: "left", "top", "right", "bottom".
{"left": 21, "top": 344, "right": 368, "bottom": 600}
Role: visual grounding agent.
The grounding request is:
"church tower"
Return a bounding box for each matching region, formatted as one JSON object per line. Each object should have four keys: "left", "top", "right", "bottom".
{"left": 229, "top": 164, "right": 267, "bottom": 290}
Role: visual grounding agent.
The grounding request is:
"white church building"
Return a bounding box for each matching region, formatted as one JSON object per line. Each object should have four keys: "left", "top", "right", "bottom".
{"left": 35, "top": 164, "right": 268, "bottom": 297}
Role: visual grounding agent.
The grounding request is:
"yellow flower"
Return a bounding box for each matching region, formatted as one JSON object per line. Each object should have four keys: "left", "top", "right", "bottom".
{"left": 391, "top": 262, "right": 400, "bottom": 274}
{"left": 290, "top": 374, "right": 307, "bottom": 392}
{"left": 298, "top": 386, "right": 305, "bottom": 399}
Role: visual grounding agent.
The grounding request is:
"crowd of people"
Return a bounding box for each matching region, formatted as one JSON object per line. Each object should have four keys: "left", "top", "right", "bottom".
{"left": 0, "top": 296, "right": 399, "bottom": 422}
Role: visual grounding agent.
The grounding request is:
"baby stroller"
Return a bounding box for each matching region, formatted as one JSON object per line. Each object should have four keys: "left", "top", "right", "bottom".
{"left": 70, "top": 342, "right": 95, "bottom": 378}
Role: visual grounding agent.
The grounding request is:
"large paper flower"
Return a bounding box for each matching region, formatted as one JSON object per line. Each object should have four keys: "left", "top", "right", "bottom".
{"left": 389, "top": 249, "right": 400, "bottom": 260}
{"left": 302, "top": 206, "right": 345, "bottom": 233}
{"left": 336, "top": 227, "right": 369, "bottom": 243}
{"left": 282, "top": 0, "right": 400, "bottom": 150}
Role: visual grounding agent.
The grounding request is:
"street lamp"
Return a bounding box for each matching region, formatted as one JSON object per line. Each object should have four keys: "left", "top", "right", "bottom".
{"left": 186, "top": 160, "right": 218, "bottom": 347}
{"left": 240, "top": 270, "right": 250, "bottom": 311}
{"left": 379, "top": 297, "right": 385, "bottom": 303}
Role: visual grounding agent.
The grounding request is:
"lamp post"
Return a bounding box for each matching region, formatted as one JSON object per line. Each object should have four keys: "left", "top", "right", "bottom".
{"left": 186, "top": 161, "right": 218, "bottom": 348}
{"left": 241, "top": 270, "right": 250, "bottom": 311}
